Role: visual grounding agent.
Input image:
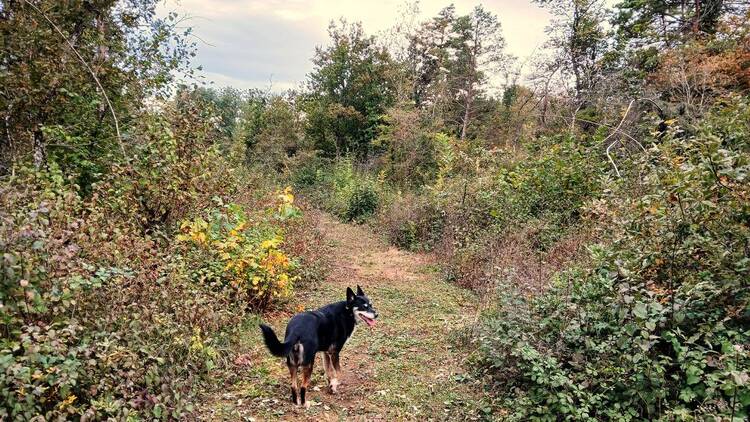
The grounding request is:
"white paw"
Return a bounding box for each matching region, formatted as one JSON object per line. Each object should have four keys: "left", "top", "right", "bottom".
{"left": 329, "top": 378, "right": 340, "bottom": 394}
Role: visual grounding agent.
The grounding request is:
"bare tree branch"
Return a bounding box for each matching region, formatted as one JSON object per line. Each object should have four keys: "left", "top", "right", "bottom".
{"left": 604, "top": 99, "right": 635, "bottom": 177}
{"left": 23, "top": 0, "right": 125, "bottom": 156}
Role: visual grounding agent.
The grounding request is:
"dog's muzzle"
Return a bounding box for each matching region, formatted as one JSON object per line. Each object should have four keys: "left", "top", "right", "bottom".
{"left": 357, "top": 311, "right": 377, "bottom": 327}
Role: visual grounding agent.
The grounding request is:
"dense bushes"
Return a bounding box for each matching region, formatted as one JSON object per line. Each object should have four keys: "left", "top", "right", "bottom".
{"left": 345, "top": 184, "right": 380, "bottom": 221}
{"left": 0, "top": 98, "right": 315, "bottom": 419}
{"left": 297, "top": 132, "right": 600, "bottom": 259}
{"left": 373, "top": 108, "right": 455, "bottom": 188}
{"left": 1, "top": 168, "right": 222, "bottom": 419}
{"left": 3, "top": 0, "right": 748, "bottom": 418}
{"left": 292, "top": 92, "right": 749, "bottom": 420}
{"left": 471, "top": 100, "right": 750, "bottom": 420}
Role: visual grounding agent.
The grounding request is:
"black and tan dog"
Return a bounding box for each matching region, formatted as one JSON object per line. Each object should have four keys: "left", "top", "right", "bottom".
{"left": 259, "top": 285, "right": 378, "bottom": 406}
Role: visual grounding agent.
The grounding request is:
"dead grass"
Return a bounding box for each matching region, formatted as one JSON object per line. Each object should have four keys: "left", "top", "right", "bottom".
{"left": 447, "top": 224, "right": 593, "bottom": 300}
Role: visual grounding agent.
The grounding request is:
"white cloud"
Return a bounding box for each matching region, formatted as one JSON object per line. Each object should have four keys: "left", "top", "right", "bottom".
{"left": 158, "top": 1, "right": 551, "bottom": 91}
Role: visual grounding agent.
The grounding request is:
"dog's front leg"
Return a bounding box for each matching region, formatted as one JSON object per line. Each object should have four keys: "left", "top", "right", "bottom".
{"left": 324, "top": 351, "right": 340, "bottom": 394}
{"left": 331, "top": 351, "right": 342, "bottom": 390}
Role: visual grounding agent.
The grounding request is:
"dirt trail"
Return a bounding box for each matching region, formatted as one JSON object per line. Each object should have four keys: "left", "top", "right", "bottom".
{"left": 199, "top": 212, "right": 483, "bottom": 420}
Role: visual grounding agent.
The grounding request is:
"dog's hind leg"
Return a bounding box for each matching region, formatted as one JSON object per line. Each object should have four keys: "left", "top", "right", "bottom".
{"left": 288, "top": 364, "right": 299, "bottom": 405}
{"left": 300, "top": 362, "right": 314, "bottom": 408}
{"left": 288, "top": 342, "right": 305, "bottom": 405}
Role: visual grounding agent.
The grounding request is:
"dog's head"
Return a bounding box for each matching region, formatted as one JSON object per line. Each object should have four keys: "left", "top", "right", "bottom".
{"left": 346, "top": 285, "right": 378, "bottom": 327}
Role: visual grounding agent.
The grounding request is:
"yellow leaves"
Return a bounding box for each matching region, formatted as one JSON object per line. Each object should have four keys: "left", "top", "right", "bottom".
{"left": 260, "top": 235, "right": 282, "bottom": 250}
{"left": 262, "top": 250, "right": 290, "bottom": 275}
{"left": 192, "top": 231, "right": 207, "bottom": 245}
{"left": 190, "top": 327, "right": 205, "bottom": 353}
{"left": 177, "top": 203, "right": 297, "bottom": 305}
{"left": 57, "top": 394, "right": 76, "bottom": 409}
{"left": 275, "top": 186, "right": 302, "bottom": 219}
{"left": 277, "top": 273, "right": 290, "bottom": 288}
{"left": 177, "top": 217, "right": 208, "bottom": 245}
{"left": 670, "top": 155, "right": 686, "bottom": 168}
{"left": 277, "top": 186, "right": 295, "bottom": 206}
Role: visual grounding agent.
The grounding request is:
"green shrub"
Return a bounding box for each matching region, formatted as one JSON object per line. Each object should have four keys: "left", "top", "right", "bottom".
{"left": 471, "top": 100, "right": 750, "bottom": 420}
{"left": 293, "top": 158, "right": 390, "bottom": 223}
{"left": 292, "top": 156, "right": 325, "bottom": 187}
{"left": 0, "top": 166, "right": 218, "bottom": 420}
{"left": 373, "top": 107, "right": 456, "bottom": 188}
{"left": 439, "top": 136, "right": 600, "bottom": 248}
{"left": 0, "top": 100, "right": 299, "bottom": 419}
{"left": 345, "top": 183, "right": 379, "bottom": 221}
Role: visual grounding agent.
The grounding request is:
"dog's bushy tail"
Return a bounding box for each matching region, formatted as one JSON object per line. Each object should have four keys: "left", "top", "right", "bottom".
{"left": 259, "top": 324, "right": 294, "bottom": 357}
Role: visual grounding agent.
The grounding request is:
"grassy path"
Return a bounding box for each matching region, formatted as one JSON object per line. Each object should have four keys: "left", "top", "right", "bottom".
{"left": 199, "top": 212, "right": 484, "bottom": 420}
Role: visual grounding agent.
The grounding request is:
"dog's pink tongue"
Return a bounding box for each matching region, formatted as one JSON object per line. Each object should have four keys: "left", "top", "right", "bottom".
{"left": 366, "top": 318, "right": 377, "bottom": 327}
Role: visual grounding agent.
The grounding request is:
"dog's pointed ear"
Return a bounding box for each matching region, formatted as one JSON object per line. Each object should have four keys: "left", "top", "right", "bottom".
{"left": 346, "top": 287, "right": 355, "bottom": 303}
{"left": 356, "top": 285, "right": 365, "bottom": 296}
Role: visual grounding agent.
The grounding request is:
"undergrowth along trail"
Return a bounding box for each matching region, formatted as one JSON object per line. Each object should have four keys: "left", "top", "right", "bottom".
{"left": 199, "top": 211, "right": 484, "bottom": 420}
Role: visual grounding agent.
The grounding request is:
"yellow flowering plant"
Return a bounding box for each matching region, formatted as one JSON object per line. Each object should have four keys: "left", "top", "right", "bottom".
{"left": 275, "top": 186, "right": 302, "bottom": 220}
{"left": 176, "top": 192, "right": 301, "bottom": 308}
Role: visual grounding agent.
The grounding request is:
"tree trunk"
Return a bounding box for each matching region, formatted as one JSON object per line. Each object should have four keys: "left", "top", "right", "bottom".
{"left": 461, "top": 23, "right": 480, "bottom": 141}
{"left": 32, "top": 127, "right": 46, "bottom": 169}
{"left": 571, "top": 3, "right": 583, "bottom": 101}
{"left": 693, "top": 0, "right": 701, "bottom": 33}
{"left": 460, "top": 82, "right": 473, "bottom": 141}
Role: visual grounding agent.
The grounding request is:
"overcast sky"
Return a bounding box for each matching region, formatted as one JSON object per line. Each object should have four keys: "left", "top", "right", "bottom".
{"left": 157, "top": 1, "right": 552, "bottom": 92}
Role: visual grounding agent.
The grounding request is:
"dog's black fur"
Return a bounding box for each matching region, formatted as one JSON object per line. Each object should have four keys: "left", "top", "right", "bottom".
{"left": 259, "top": 285, "right": 377, "bottom": 406}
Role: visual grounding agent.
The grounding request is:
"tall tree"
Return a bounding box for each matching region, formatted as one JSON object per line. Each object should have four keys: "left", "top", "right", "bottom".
{"left": 614, "top": 0, "right": 748, "bottom": 47}
{"left": 304, "top": 20, "right": 396, "bottom": 158}
{"left": 407, "top": 5, "right": 507, "bottom": 140}
{"left": 452, "top": 6, "right": 507, "bottom": 140}
{"left": 407, "top": 5, "right": 457, "bottom": 115}
{"left": 537, "top": 0, "right": 608, "bottom": 102}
